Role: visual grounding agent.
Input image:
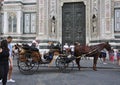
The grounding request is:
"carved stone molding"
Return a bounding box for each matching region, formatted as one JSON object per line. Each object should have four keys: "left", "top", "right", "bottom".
{"left": 3, "top": 5, "right": 21, "bottom": 11}
{"left": 23, "top": 6, "right": 36, "bottom": 12}
{"left": 61, "top": 0, "right": 87, "bottom": 6}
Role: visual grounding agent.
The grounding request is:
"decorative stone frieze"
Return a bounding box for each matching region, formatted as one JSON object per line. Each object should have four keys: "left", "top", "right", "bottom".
{"left": 3, "top": 5, "right": 22, "bottom": 11}
{"left": 37, "top": 0, "right": 45, "bottom": 35}
{"left": 23, "top": 5, "right": 36, "bottom": 12}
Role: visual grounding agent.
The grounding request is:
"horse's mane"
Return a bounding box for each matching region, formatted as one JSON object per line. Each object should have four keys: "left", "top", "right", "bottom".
{"left": 89, "top": 43, "right": 105, "bottom": 50}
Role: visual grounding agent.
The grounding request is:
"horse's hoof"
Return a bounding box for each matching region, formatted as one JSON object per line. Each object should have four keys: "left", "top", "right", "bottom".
{"left": 93, "top": 69, "right": 97, "bottom": 71}
{"left": 78, "top": 68, "right": 81, "bottom": 71}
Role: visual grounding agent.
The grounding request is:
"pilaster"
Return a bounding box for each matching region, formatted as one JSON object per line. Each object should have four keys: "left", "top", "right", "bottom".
{"left": 99, "top": 0, "right": 114, "bottom": 40}
{"left": 91, "top": 0, "right": 99, "bottom": 40}
{"left": 3, "top": 12, "right": 8, "bottom": 34}
{"left": 48, "top": 0, "right": 57, "bottom": 40}
{"left": 17, "top": 11, "right": 22, "bottom": 34}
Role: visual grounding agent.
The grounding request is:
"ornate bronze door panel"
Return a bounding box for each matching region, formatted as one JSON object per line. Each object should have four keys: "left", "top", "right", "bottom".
{"left": 62, "top": 2, "right": 86, "bottom": 45}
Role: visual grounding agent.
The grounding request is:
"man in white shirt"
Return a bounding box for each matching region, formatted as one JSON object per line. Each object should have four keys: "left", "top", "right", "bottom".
{"left": 7, "top": 36, "right": 15, "bottom": 83}
{"left": 63, "top": 43, "right": 69, "bottom": 50}
{"left": 70, "top": 44, "right": 75, "bottom": 55}
{"left": 63, "top": 43, "right": 69, "bottom": 54}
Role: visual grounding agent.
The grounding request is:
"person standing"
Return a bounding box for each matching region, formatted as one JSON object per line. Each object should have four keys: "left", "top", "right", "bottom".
{"left": 0, "top": 40, "right": 9, "bottom": 85}
{"left": 7, "top": 36, "right": 15, "bottom": 82}
{"left": 100, "top": 49, "right": 107, "bottom": 64}
{"left": 31, "top": 40, "right": 39, "bottom": 49}
{"left": 63, "top": 43, "right": 69, "bottom": 52}
{"left": 70, "top": 44, "right": 74, "bottom": 55}
{"left": 117, "top": 51, "right": 120, "bottom": 65}
{"left": 109, "top": 49, "right": 114, "bottom": 64}
{"left": 12, "top": 44, "right": 19, "bottom": 59}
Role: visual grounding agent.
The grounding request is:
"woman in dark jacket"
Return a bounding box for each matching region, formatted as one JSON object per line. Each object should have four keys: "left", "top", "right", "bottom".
{"left": 0, "top": 40, "right": 9, "bottom": 85}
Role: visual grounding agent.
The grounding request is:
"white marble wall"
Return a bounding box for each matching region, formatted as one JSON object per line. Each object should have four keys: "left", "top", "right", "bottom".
{"left": 1, "top": 0, "right": 119, "bottom": 45}
{"left": 37, "top": 0, "right": 57, "bottom": 40}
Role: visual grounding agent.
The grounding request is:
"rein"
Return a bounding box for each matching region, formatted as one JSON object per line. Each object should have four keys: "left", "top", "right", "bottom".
{"left": 76, "top": 48, "right": 98, "bottom": 59}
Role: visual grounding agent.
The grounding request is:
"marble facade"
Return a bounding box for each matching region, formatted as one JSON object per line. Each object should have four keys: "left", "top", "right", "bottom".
{"left": 0, "top": 0, "right": 120, "bottom": 48}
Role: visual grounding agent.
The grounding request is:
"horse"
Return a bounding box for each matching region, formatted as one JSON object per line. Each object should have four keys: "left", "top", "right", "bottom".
{"left": 74, "top": 42, "right": 112, "bottom": 71}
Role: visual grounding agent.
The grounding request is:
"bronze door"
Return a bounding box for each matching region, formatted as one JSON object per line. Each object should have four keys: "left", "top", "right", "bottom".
{"left": 62, "top": 2, "right": 86, "bottom": 45}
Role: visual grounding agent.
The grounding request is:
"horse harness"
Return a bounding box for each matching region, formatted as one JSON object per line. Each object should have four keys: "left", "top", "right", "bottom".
{"left": 76, "top": 48, "right": 98, "bottom": 59}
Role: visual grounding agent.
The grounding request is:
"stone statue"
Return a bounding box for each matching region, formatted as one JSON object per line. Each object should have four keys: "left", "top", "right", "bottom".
{"left": 51, "top": 16, "right": 55, "bottom": 34}
{"left": 92, "top": 14, "right": 97, "bottom": 32}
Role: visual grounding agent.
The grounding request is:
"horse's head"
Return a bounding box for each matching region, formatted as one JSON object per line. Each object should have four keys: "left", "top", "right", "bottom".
{"left": 103, "top": 42, "right": 112, "bottom": 52}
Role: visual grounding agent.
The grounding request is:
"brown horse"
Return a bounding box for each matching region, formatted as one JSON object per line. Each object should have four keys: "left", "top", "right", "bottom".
{"left": 74, "top": 42, "right": 112, "bottom": 71}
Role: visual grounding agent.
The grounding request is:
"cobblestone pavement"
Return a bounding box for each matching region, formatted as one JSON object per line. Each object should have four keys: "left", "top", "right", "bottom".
{"left": 0, "top": 58, "right": 120, "bottom": 85}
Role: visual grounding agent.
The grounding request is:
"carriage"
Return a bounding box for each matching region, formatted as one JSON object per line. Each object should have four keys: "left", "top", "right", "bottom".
{"left": 17, "top": 44, "right": 75, "bottom": 75}
{"left": 17, "top": 42, "right": 112, "bottom": 74}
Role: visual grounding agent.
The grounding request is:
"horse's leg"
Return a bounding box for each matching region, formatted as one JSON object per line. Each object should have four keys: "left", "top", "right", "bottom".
{"left": 76, "top": 58, "right": 81, "bottom": 70}
{"left": 93, "top": 56, "right": 98, "bottom": 71}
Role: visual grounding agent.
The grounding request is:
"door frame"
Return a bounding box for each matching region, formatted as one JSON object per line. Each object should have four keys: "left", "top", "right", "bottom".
{"left": 57, "top": 0, "right": 91, "bottom": 45}
{"left": 62, "top": 2, "right": 86, "bottom": 45}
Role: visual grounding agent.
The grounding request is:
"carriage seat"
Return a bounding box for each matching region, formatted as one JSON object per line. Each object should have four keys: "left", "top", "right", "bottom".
{"left": 22, "top": 44, "right": 39, "bottom": 52}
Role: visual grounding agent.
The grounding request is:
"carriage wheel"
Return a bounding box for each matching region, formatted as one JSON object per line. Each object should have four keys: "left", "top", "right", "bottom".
{"left": 55, "top": 57, "right": 66, "bottom": 72}
{"left": 17, "top": 53, "right": 39, "bottom": 75}
{"left": 55, "top": 57, "right": 74, "bottom": 73}
{"left": 65, "top": 61, "right": 74, "bottom": 72}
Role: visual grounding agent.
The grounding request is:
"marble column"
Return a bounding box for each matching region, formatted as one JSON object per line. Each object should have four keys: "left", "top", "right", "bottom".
{"left": 3, "top": 11, "right": 8, "bottom": 34}
{"left": 17, "top": 11, "right": 22, "bottom": 34}
{"left": 38, "top": 0, "right": 45, "bottom": 35}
